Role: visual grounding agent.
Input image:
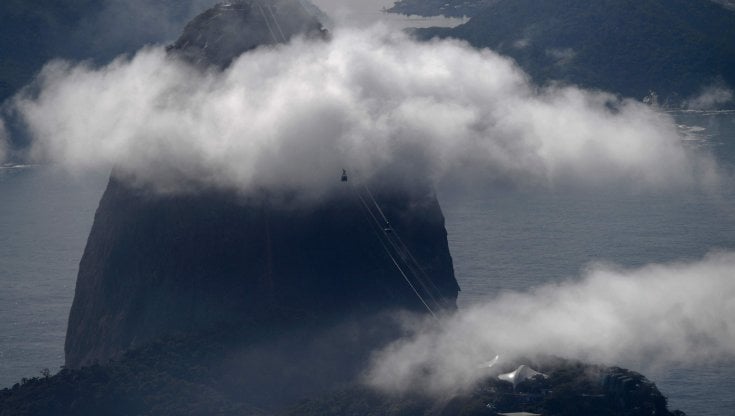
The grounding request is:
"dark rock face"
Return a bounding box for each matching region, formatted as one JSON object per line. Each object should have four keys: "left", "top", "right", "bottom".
{"left": 167, "top": 0, "right": 328, "bottom": 68}
{"left": 66, "top": 177, "right": 459, "bottom": 368}
{"left": 65, "top": 0, "right": 459, "bottom": 369}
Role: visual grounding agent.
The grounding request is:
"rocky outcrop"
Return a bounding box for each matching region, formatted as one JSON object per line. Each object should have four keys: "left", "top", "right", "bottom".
{"left": 166, "top": 0, "right": 328, "bottom": 68}
{"left": 65, "top": 0, "right": 459, "bottom": 369}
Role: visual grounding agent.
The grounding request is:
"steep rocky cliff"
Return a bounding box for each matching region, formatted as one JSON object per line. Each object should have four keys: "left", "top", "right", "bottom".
{"left": 65, "top": 0, "right": 459, "bottom": 369}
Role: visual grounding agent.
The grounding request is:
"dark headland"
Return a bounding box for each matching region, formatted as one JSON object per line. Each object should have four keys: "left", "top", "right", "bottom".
{"left": 64, "top": 0, "right": 458, "bottom": 378}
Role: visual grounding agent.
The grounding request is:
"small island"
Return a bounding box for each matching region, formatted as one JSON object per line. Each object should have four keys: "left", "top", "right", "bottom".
{"left": 1, "top": 325, "right": 686, "bottom": 415}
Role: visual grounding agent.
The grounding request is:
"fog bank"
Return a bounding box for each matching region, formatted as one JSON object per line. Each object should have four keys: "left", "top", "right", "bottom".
{"left": 685, "top": 85, "right": 734, "bottom": 111}
{"left": 3, "top": 27, "right": 719, "bottom": 198}
{"left": 365, "top": 251, "right": 735, "bottom": 393}
{"left": 0, "top": 120, "right": 7, "bottom": 162}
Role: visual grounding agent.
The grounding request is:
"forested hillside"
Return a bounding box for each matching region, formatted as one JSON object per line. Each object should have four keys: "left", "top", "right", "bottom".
{"left": 0, "top": 0, "right": 95, "bottom": 101}
{"left": 0, "top": 0, "right": 216, "bottom": 103}
{"left": 415, "top": 0, "right": 735, "bottom": 104}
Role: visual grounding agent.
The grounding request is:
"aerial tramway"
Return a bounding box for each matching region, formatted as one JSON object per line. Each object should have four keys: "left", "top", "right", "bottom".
{"left": 341, "top": 169, "right": 448, "bottom": 319}
{"left": 253, "top": 1, "right": 444, "bottom": 318}
{"left": 253, "top": 0, "right": 288, "bottom": 44}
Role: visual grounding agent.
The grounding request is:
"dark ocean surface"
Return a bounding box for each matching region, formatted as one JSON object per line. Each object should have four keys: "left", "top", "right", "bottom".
{"left": 440, "top": 110, "right": 735, "bottom": 415}
{"left": 0, "top": 167, "right": 106, "bottom": 385}
{"left": 1, "top": 111, "right": 733, "bottom": 415}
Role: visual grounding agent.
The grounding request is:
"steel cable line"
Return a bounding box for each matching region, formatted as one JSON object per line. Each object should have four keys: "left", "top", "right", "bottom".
{"left": 254, "top": 0, "right": 280, "bottom": 43}
{"left": 360, "top": 182, "right": 447, "bottom": 307}
{"left": 351, "top": 172, "right": 445, "bottom": 307}
{"left": 346, "top": 173, "right": 445, "bottom": 317}
{"left": 265, "top": 3, "right": 287, "bottom": 42}
{"left": 350, "top": 182, "right": 438, "bottom": 318}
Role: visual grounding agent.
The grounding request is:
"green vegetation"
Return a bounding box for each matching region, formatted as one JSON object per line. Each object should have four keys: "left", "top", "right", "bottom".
{"left": 0, "top": 329, "right": 262, "bottom": 416}
{"left": 0, "top": 0, "right": 214, "bottom": 103}
{"left": 415, "top": 0, "right": 735, "bottom": 104}
{"left": 1, "top": 333, "right": 684, "bottom": 416}
{"left": 287, "top": 358, "right": 683, "bottom": 416}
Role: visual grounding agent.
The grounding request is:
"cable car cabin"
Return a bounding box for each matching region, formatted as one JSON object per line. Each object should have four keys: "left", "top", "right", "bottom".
{"left": 341, "top": 169, "right": 348, "bottom": 182}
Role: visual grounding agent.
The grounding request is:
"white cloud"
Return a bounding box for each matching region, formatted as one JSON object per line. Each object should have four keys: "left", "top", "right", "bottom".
{"left": 0, "top": 119, "right": 7, "bottom": 162}
{"left": 685, "top": 85, "right": 734, "bottom": 111}
{"left": 6, "top": 26, "right": 719, "bottom": 199}
{"left": 513, "top": 38, "right": 530, "bottom": 49}
{"left": 546, "top": 47, "right": 576, "bottom": 66}
{"left": 365, "top": 251, "right": 735, "bottom": 394}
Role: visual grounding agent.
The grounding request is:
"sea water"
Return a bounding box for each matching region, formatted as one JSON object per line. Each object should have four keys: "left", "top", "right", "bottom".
{"left": 440, "top": 110, "right": 735, "bottom": 415}
{"left": 0, "top": 114, "right": 733, "bottom": 414}
{"left": 0, "top": 167, "right": 106, "bottom": 385}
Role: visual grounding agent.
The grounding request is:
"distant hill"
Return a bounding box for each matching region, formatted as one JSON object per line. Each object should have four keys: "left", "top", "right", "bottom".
{"left": 415, "top": 0, "right": 735, "bottom": 104}
{"left": 391, "top": 0, "right": 735, "bottom": 17}
{"left": 0, "top": 0, "right": 95, "bottom": 102}
{"left": 0, "top": 0, "right": 218, "bottom": 104}
{"left": 388, "top": 0, "right": 496, "bottom": 17}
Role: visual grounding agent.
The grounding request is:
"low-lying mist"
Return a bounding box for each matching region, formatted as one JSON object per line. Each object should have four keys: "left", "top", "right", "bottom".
{"left": 685, "top": 85, "right": 734, "bottom": 111}
{"left": 365, "top": 251, "right": 735, "bottom": 394}
{"left": 0, "top": 119, "right": 7, "bottom": 162}
{"left": 1, "top": 26, "right": 721, "bottom": 198}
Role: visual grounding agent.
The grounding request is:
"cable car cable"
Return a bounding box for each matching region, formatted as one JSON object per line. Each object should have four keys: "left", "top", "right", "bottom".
{"left": 350, "top": 182, "right": 438, "bottom": 318}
